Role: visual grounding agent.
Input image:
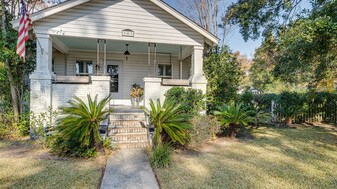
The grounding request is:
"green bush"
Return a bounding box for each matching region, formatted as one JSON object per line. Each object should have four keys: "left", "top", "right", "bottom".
{"left": 255, "top": 93, "right": 277, "bottom": 111}
{"left": 165, "top": 87, "right": 204, "bottom": 115}
{"left": 51, "top": 138, "right": 97, "bottom": 158}
{"left": 150, "top": 144, "right": 172, "bottom": 168}
{"left": 204, "top": 47, "right": 243, "bottom": 110}
{"left": 52, "top": 94, "right": 111, "bottom": 158}
{"left": 189, "top": 116, "right": 220, "bottom": 149}
{"left": 274, "top": 92, "right": 306, "bottom": 124}
{"left": 239, "top": 90, "right": 254, "bottom": 106}
{"left": 141, "top": 98, "right": 192, "bottom": 147}
{"left": 214, "top": 102, "right": 254, "bottom": 138}
{"left": 30, "top": 109, "right": 59, "bottom": 148}
{"left": 0, "top": 111, "right": 30, "bottom": 139}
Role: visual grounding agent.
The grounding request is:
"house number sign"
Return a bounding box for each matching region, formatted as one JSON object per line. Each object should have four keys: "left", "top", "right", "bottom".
{"left": 122, "top": 29, "right": 134, "bottom": 37}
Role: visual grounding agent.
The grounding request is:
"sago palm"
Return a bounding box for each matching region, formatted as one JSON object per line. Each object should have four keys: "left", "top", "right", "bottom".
{"left": 56, "top": 94, "right": 111, "bottom": 148}
{"left": 213, "top": 102, "right": 254, "bottom": 138}
{"left": 141, "top": 98, "right": 192, "bottom": 146}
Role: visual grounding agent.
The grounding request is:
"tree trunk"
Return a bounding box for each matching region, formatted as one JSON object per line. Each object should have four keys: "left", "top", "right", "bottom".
{"left": 285, "top": 117, "right": 292, "bottom": 125}
{"left": 1, "top": 0, "right": 21, "bottom": 119}
{"left": 228, "top": 123, "right": 238, "bottom": 138}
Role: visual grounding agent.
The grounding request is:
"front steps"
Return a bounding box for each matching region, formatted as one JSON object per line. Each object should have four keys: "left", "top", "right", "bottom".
{"left": 108, "top": 108, "right": 149, "bottom": 149}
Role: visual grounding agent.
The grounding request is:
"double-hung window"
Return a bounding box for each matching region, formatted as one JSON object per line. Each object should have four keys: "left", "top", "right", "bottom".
{"left": 158, "top": 64, "right": 172, "bottom": 78}
{"left": 76, "top": 60, "right": 93, "bottom": 76}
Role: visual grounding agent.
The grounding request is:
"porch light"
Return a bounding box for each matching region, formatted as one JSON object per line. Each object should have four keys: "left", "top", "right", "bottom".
{"left": 124, "top": 44, "right": 130, "bottom": 60}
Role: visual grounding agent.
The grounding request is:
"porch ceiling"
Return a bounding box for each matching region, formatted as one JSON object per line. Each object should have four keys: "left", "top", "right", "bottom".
{"left": 55, "top": 36, "right": 186, "bottom": 55}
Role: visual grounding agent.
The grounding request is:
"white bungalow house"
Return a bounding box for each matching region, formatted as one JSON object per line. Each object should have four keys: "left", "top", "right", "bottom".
{"left": 12, "top": 0, "right": 219, "bottom": 117}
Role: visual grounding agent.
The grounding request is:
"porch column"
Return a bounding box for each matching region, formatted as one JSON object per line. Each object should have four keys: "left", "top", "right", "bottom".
{"left": 29, "top": 34, "right": 54, "bottom": 119}
{"left": 191, "top": 46, "right": 207, "bottom": 93}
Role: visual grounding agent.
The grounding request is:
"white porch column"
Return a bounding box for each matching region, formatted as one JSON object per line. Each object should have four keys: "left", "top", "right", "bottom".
{"left": 143, "top": 77, "right": 162, "bottom": 108}
{"left": 30, "top": 34, "right": 54, "bottom": 118}
{"left": 191, "top": 46, "right": 207, "bottom": 93}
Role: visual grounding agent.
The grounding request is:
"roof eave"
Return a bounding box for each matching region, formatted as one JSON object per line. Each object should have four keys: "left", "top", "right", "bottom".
{"left": 11, "top": 0, "right": 90, "bottom": 29}
{"left": 150, "top": 0, "right": 219, "bottom": 45}
{"left": 10, "top": 0, "right": 219, "bottom": 46}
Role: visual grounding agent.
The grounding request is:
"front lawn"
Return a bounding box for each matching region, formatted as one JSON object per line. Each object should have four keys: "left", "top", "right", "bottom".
{"left": 155, "top": 124, "right": 337, "bottom": 189}
{"left": 0, "top": 139, "right": 104, "bottom": 189}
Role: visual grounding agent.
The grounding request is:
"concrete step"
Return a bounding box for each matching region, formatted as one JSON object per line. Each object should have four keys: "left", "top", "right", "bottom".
{"left": 110, "top": 120, "right": 146, "bottom": 128}
{"left": 110, "top": 112, "right": 146, "bottom": 121}
{"left": 116, "top": 142, "right": 148, "bottom": 149}
{"left": 109, "top": 127, "right": 148, "bottom": 135}
{"left": 110, "top": 133, "right": 148, "bottom": 142}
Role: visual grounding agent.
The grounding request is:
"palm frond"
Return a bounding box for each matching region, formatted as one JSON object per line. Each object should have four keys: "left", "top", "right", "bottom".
{"left": 56, "top": 94, "right": 111, "bottom": 148}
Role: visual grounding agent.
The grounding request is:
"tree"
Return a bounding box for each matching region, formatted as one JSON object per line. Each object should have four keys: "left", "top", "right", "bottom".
{"left": 226, "top": 0, "right": 329, "bottom": 41}
{"left": 273, "top": 1, "right": 337, "bottom": 90}
{"left": 204, "top": 46, "right": 243, "bottom": 109}
{"left": 237, "top": 53, "right": 253, "bottom": 90}
{"left": 0, "top": 0, "right": 55, "bottom": 119}
{"left": 249, "top": 36, "right": 296, "bottom": 93}
{"left": 172, "top": 0, "right": 236, "bottom": 44}
{"left": 174, "top": 0, "right": 220, "bottom": 35}
{"left": 229, "top": 0, "right": 337, "bottom": 91}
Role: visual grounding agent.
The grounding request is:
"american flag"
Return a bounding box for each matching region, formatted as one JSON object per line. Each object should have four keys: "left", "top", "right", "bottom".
{"left": 16, "top": 0, "right": 32, "bottom": 61}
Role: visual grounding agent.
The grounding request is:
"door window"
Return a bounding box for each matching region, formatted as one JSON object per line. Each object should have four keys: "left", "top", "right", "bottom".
{"left": 107, "top": 65, "right": 119, "bottom": 93}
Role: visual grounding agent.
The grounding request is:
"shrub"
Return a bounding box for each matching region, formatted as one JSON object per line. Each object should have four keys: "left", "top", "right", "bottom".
{"left": 189, "top": 116, "right": 220, "bottom": 149}
{"left": 0, "top": 111, "right": 30, "bottom": 139}
{"left": 204, "top": 47, "right": 243, "bottom": 110}
{"left": 249, "top": 104, "right": 271, "bottom": 127}
{"left": 213, "top": 102, "right": 254, "bottom": 138}
{"left": 165, "top": 87, "right": 204, "bottom": 115}
{"left": 52, "top": 94, "right": 111, "bottom": 158}
{"left": 141, "top": 98, "right": 192, "bottom": 147}
{"left": 274, "top": 92, "right": 306, "bottom": 125}
{"left": 239, "top": 90, "right": 254, "bottom": 106}
{"left": 51, "top": 138, "right": 97, "bottom": 158}
{"left": 150, "top": 144, "right": 172, "bottom": 168}
{"left": 30, "top": 108, "right": 59, "bottom": 148}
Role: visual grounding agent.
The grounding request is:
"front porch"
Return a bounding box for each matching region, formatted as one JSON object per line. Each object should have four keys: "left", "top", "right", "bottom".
{"left": 22, "top": 0, "right": 218, "bottom": 117}
{"left": 33, "top": 35, "right": 206, "bottom": 111}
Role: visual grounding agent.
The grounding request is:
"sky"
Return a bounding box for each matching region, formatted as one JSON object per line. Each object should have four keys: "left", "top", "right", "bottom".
{"left": 164, "top": 0, "right": 262, "bottom": 58}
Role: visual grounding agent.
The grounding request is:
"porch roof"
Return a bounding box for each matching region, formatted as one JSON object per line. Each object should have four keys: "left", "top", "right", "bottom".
{"left": 11, "top": 0, "right": 219, "bottom": 46}
{"left": 54, "top": 36, "right": 186, "bottom": 55}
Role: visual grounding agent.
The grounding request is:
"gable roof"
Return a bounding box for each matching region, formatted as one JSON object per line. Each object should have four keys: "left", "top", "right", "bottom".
{"left": 11, "top": 0, "right": 219, "bottom": 46}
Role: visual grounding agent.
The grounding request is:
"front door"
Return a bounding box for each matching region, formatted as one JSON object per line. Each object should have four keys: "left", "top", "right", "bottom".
{"left": 107, "top": 61, "right": 122, "bottom": 99}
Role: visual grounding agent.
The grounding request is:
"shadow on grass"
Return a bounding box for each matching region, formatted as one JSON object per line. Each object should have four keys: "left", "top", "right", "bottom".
{"left": 0, "top": 140, "right": 103, "bottom": 189}
{"left": 156, "top": 124, "right": 337, "bottom": 189}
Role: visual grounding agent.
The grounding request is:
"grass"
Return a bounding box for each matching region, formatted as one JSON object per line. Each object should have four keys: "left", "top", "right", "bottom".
{"left": 154, "top": 124, "right": 337, "bottom": 189}
{"left": 0, "top": 139, "right": 104, "bottom": 189}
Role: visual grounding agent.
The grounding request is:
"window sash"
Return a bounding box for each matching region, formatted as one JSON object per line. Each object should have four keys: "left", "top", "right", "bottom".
{"left": 158, "top": 64, "right": 172, "bottom": 77}
{"left": 76, "top": 61, "right": 93, "bottom": 75}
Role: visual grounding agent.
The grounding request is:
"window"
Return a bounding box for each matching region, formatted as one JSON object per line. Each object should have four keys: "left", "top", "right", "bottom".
{"left": 158, "top": 64, "right": 172, "bottom": 78}
{"left": 76, "top": 61, "right": 93, "bottom": 76}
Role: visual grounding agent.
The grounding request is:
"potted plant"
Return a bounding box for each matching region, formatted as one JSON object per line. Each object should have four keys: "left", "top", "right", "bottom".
{"left": 130, "top": 83, "right": 144, "bottom": 107}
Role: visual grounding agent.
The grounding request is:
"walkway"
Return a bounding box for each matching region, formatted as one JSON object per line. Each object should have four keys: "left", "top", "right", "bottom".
{"left": 100, "top": 149, "right": 160, "bottom": 189}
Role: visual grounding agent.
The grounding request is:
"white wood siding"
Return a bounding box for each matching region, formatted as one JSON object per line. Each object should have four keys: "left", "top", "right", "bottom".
{"left": 52, "top": 50, "right": 66, "bottom": 75}
{"left": 35, "top": 0, "right": 204, "bottom": 46}
{"left": 54, "top": 50, "right": 189, "bottom": 99}
{"left": 182, "top": 56, "right": 191, "bottom": 79}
